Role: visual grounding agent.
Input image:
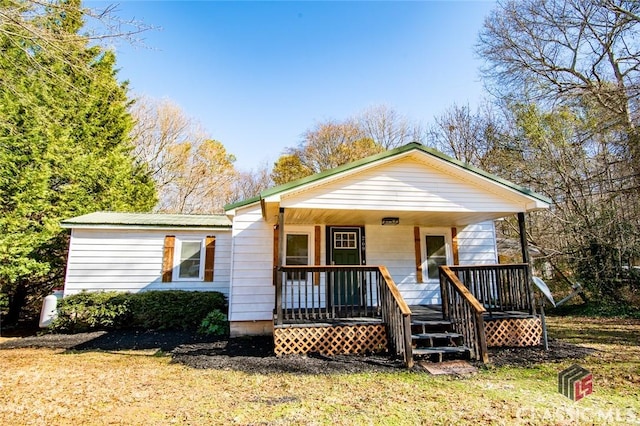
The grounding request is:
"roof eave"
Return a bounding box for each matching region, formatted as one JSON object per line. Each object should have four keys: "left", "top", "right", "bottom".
{"left": 224, "top": 195, "right": 262, "bottom": 213}
{"left": 62, "top": 223, "right": 232, "bottom": 231}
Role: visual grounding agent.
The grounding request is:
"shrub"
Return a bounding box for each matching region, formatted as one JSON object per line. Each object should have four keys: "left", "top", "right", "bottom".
{"left": 52, "top": 291, "right": 132, "bottom": 333}
{"left": 198, "top": 309, "right": 229, "bottom": 336}
{"left": 51, "top": 290, "right": 227, "bottom": 333}
{"left": 128, "top": 290, "right": 227, "bottom": 331}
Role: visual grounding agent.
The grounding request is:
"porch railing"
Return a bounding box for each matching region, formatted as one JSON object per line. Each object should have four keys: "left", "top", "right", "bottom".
{"left": 276, "top": 265, "right": 413, "bottom": 367}
{"left": 439, "top": 266, "right": 489, "bottom": 363}
{"left": 377, "top": 266, "right": 414, "bottom": 368}
{"left": 447, "top": 264, "right": 534, "bottom": 315}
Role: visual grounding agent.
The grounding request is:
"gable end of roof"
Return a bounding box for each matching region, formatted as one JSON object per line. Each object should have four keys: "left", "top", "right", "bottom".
{"left": 225, "top": 143, "right": 551, "bottom": 210}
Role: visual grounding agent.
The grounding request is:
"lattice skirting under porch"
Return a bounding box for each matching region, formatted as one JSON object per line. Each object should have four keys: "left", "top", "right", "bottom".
{"left": 484, "top": 317, "right": 542, "bottom": 347}
{"left": 274, "top": 324, "right": 388, "bottom": 356}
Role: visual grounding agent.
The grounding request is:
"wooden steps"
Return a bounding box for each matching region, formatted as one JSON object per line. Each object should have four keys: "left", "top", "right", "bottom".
{"left": 413, "top": 347, "right": 470, "bottom": 363}
{"left": 411, "top": 332, "right": 463, "bottom": 341}
{"left": 411, "top": 318, "right": 470, "bottom": 363}
{"left": 411, "top": 319, "right": 452, "bottom": 327}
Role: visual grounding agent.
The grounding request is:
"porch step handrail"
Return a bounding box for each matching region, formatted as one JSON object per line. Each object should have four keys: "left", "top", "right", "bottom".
{"left": 439, "top": 266, "right": 489, "bottom": 363}
{"left": 377, "top": 266, "right": 413, "bottom": 368}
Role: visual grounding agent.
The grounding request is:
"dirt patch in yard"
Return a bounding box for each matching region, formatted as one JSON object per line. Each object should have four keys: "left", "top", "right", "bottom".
{"left": 0, "top": 330, "right": 594, "bottom": 374}
{"left": 486, "top": 339, "right": 597, "bottom": 368}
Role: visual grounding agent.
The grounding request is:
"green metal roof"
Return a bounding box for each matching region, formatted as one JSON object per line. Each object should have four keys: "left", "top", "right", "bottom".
{"left": 61, "top": 212, "right": 232, "bottom": 228}
{"left": 225, "top": 142, "right": 552, "bottom": 211}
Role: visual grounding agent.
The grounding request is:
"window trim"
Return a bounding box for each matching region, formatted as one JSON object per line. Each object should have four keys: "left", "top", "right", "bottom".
{"left": 162, "top": 234, "right": 216, "bottom": 283}
{"left": 425, "top": 235, "right": 447, "bottom": 280}
{"left": 284, "top": 232, "right": 312, "bottom": 267}
{"left": 172, "top": 237, "right": 206, "bottom": 282}
{"left": 420, "top": 228, "right": 453, "bottom": 282}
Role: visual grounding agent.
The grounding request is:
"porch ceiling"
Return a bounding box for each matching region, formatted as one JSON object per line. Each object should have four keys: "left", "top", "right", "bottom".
{"left": 263, "top": 204, "right": 515, "bottom": 227}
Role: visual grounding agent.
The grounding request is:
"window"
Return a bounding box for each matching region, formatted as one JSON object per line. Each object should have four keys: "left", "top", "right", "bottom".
{"left": 177, "top": 240, "right": 203, "bottom": 279}
{"left": 286, "top": 234, "right": 309, "bottom": 266}
{"left": 426, "top": 235, "right": 447, "bottom": 280}
{"left": 162, "top": 235, "right": 216, "bottom": 283}
{"left": 334, "top": 232, "right": 357, "bottom": 249}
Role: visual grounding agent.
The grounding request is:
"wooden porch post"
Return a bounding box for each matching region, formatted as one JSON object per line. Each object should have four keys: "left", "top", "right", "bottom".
{"left": 413, "top": 227, "right": 423, "bottom": 283}
{"left": 275, "top": 208, "right": 285, "bottom": 325}
{"left": 518, "top": 212, "right": 536, "bottom": 315}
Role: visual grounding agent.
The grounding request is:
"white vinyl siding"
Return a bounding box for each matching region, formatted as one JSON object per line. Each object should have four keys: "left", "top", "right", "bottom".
{"left": 228, "top": 205, "right": 275, "bottom": 322}
{"left": 64, "top": 228, "right": 231, "bottom": 296}
{"left": 226, "top": 215, "right": 497, "bottom": 319}
{"left": 280, "top": 157, "right": 528, "bottom": 213}
{"left": 366, "top": 221, "right": 498, "bottom": 305}
{"left": 457, "top": 221, "right": 498, "bottom": 265}
{"left": 366, "top": 225, "right": 439, "bottom": 305}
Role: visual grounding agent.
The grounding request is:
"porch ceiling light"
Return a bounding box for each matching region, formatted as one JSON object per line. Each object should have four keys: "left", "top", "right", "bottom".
{"left": 381, "top": 217, "right": 400, "bottom": 226}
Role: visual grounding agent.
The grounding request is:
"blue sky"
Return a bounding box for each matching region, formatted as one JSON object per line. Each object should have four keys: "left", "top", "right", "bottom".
{"left": 90, "top": 1, "right": 496, "bottom": 171}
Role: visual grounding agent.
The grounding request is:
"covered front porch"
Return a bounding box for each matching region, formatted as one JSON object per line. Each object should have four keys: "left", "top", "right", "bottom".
{"left": 273, "top": 261, "right": 543, "bottom": 368}
{"left": 266, "top": 172, "right": 547, "bottom": 367}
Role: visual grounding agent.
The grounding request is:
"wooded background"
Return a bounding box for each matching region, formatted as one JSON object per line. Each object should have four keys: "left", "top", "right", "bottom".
{"left": 1, "top": 0, "right": 638, "bottom": 324}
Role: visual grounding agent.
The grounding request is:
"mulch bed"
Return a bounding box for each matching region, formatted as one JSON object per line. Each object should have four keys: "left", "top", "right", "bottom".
{"left": 0, "top": 330, "right": 595, "bottom": 374}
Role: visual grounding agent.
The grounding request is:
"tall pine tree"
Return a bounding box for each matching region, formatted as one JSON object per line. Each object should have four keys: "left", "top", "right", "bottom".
{"left": 0, "top": 0, "right": 156, "bottom": 324}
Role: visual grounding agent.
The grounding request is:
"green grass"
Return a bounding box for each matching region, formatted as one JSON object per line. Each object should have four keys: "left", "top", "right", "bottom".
{"left": 1, "top": 316, "right": 639, "bottom": 425}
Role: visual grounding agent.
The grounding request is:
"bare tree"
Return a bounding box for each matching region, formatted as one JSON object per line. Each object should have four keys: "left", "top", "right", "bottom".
{"left": 0, "top": 1, "right": 153, "bottom": 95}
{"left": 130, "top": 96, "right": 237, "bottom": 214}
{"left": 165, "top": 139, "right": 237, "bottom": 214}
{"left": 492, "top": 102, "right": 640, "bottom": 302}
{"left": 270, "top": 105, "right": 422, "bottom": 185}
{"left": 477, "top": 0, "right": 640, "bottom": 303}
{"left": 130, "top": 97, "right": 200, "bottom": 190}
{"left": 293, "top": 119, "right": 383, "bottom": 174}
{"left": 478, "top": 0, "right": 640, "bottom": 166}
{"left": 231, "top": 163, "right": 273, "bottom": 202}
{"left": 356, "top": 105, "right": 425, "bottom": 149}
{"left": 427, "top": 103, "right": 502, "bottom": 169}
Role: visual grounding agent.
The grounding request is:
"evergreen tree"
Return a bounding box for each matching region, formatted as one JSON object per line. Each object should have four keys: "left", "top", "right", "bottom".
{"left": 0, "top": 0, "right": 156, "bottom": 324}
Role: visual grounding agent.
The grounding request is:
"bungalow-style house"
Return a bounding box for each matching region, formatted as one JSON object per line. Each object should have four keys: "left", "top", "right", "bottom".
{"left": 62, "top": 143, "right": 551, "bottom": 367}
